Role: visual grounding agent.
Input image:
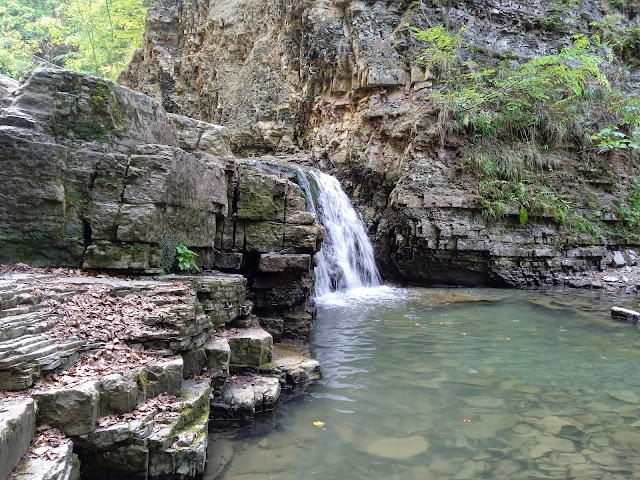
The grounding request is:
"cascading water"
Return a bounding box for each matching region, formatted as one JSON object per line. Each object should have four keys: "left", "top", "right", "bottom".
{"left": 306, "top": 170, "right": 381, "bottom": 296}
{"left": 244, "top": 160, "right": 381, "bottom": 296}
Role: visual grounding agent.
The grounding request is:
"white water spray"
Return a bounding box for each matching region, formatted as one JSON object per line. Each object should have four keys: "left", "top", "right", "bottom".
{"left": 307, "top": 170, "right": 381, "bottom": 296}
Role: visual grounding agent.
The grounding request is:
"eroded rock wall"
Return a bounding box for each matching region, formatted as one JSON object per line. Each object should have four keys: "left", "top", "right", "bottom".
{"left": 122, "top": 0, "right": 640, "bottom": 286}
{"left": 0, "top": 68, "right": 322, "bottom": 316}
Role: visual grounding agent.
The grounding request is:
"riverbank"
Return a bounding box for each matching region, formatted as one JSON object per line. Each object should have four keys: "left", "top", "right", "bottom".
{"left": 0, "top": 267, "right": 319, "bottom": 479}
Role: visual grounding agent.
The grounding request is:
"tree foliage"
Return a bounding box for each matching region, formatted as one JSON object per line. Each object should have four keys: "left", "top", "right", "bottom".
{"left": 0, "top": 0, "right": 147, "bottom": 80}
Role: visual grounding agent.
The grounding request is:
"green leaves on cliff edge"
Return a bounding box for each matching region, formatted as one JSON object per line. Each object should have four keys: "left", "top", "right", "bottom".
{"left": 0, "top": 0, "right": 147, "bottom": 81}
{"left": 409, "top": 23, "right": 639, "bottom": 237}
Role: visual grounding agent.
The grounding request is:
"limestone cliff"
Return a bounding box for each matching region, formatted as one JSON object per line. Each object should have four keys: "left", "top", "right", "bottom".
{"left": 121, "top": 0, "right": 640, "bottom": 286}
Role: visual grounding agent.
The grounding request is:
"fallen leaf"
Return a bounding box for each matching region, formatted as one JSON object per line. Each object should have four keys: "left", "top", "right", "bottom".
{"left": 313, "top": 421, "right": 324, "bottom": 427}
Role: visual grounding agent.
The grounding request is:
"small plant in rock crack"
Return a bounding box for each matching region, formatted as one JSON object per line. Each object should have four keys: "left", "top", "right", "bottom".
{"left": 176, "top": 244, "right": 200, "bottom": 272}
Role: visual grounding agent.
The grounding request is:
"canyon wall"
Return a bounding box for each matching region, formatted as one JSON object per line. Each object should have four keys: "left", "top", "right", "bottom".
{"left": 121, "top": 0, "right": 640, "bottom": 286}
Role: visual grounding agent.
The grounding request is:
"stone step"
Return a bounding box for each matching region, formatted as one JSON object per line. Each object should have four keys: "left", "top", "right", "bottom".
{"left": 0, "top": 337, "right": 84, "bottom": 369}
{"left": 210, "top": 375, "right": 281, "bottom": 423}
{"left": 0, "top": 304, "right": 42, "bottom": 319}
{"left": 0, "top": 337, "right": 85, "bottom": 390}
{"left": 32, "top": 357, "right": 184, "bottom": 437}
{"left": 0, "top": 334, "right": 58, "bottom": 358}
{"left": 0, "top": 312, "right": 60, "bottom": 342}
{"left": 227, "top": 326, "right": 273, "bottom": 368}
{"left": 0, "top": 340, "right": 62, "bottom": 367}
{"left": 0, "top": 333, "right": 54, "bottom": 355}
{"left": 76, "top": 377, "right": 211, "bottom": 480}
{"left": 0, "top": 398, "right": 36, "bottom": 480}
{"left": 0, "top": 292, "right": 39, "bottom": 311}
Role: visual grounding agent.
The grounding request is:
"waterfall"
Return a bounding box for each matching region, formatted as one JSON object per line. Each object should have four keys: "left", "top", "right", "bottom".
{"left": 307, "top": 170, "right": 381, "bottom": 296}
{"left": 244, "top": 160, "right": 381, "bottom": 296}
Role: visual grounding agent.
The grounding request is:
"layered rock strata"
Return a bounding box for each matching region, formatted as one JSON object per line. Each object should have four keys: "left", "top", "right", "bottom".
{"left": 0, "top": 68, "right": 322, "bottom": 322}
{"left": 0, "top": 271, "right": 320, "bottom": 479}
{"left": 121, "top": 0, "right": 640, "bottom": 286}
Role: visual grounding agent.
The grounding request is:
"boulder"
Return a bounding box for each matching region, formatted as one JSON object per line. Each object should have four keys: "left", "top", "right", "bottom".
{"left": 272, "top": 343, "right": 321, "bottom": 388}
{"left": 205, "top": 338, "right": 231, "bottom": 378}
{"left": 181, "top": 348, "right": 207, "bottom": 378}
{"left": 144, "top": 358, "right": 183, "bottom": 397}
{"left": 0, "top": 75, "right": 19, "bottom": 100}
{"left": 612, "top": 251, "right": 627, "bottom": 267}
{"left": 611, "top": 307, "right": 640, "bottom": 323}
{"left": 99, "top": 371, "right": 141, "bottom": 416}
{"left": 34, "top": 381, "right": 100, "bottom": 436}
{"left": 211, "top": 375, "right": 281, "bottom": 422}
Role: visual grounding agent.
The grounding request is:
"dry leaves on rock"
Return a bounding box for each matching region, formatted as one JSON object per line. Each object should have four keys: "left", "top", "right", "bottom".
{"left": 27, "top": 425, "right": 68, "bottom": 460}
{"left": 37, "top": 345, "right": 163, "bottom": 390}
{"left": 40, "top": 284, "right": 181, "bottom": 343}
{"left": 97, "top": 393, "right": 180, "bottom": 428}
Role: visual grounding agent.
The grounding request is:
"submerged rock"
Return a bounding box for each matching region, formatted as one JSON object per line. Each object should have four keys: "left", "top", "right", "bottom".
{"left": 608, "top": 390, "right": 640, "bottom": 404}
{"left": 365, "top": 436, "right": 429, "bottom": 460}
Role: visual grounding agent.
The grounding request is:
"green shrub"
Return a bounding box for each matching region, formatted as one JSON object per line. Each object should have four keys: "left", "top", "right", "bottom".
{"left": 176, "top": 244, "right": 200, "bottom": 272}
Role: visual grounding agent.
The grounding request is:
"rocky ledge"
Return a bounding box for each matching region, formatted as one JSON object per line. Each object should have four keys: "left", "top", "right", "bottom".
{"left": 0, "top": 269, "right": 320, "bottom": 480}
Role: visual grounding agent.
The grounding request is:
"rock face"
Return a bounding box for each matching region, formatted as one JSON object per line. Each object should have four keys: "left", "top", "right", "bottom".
{"left": 121, "top": 0, "right": 640, "bottom": 286}
{"left": 0, "top": 68, "right": 322, "bottom": 318}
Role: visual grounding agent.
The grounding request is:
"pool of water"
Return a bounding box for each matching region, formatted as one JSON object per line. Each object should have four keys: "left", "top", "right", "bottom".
{"left": 205, "top": 287, "right": 640, "bottom": 479}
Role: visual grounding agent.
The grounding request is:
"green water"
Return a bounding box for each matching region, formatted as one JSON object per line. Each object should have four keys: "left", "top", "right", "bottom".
{"left": 206, "top": 287, "right": 640, "bottom": 479}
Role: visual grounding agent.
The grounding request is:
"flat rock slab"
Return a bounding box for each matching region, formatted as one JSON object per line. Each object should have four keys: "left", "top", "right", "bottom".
{"left": 608, "top": 390, "right": 640, "bottom": 404}
{"left": 365, "top": 436, "right": 429, "bottom": 460}
{"left": 272, "top": 343, "right": 320, "bottom": 388}
{"left": 0, "top": 398, "right": 36, "bottom": 480}
{"left": 211, "top": 375, "right": 281, "bottom": 422}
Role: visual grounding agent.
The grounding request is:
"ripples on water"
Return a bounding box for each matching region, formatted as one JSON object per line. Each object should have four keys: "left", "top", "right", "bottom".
{"left": 206, "top": 287, "right": 640, "bottom": 479}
